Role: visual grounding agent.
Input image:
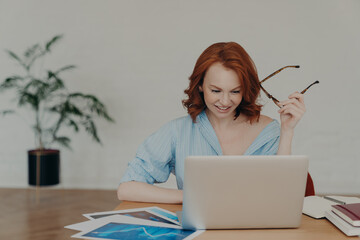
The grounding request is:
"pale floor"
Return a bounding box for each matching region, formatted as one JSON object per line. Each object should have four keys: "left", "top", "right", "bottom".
{"left": 0, "top": 188, "right": 120, "bottom": 240}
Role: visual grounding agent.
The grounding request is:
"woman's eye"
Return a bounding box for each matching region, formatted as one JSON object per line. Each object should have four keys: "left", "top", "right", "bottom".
{"left": 232, "top": 91, "right": 240, "bottom": 94}
{"left": 211, "top": 90, "right": 220, "bottom": 93}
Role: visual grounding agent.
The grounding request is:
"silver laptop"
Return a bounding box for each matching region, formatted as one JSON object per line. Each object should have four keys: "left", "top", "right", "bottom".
{"left": 179, "top": 155, "right": 308, "bottom": 230}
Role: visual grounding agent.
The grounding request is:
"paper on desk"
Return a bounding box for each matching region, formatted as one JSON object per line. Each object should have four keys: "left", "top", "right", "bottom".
{"left": 325, "top": 210, "right": 360, "bottom": 236}
{"left": 71, "top": 214, "right": 204, "bottom": 240}
{"left": 66, "top": 215, "right": 128, "bottom": 231}
{"left": 83, "top": 206, "right": 179, "bottom": 225}
{"left": 302, "top": 195, "right": 360, "bottom": 219}
{"left": 65, "top": 214, "right": 179, "bottom": 232}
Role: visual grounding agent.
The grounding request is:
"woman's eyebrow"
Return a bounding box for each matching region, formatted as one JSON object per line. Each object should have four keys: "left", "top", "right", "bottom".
{"left": 209, "top": 84, "right": 221, "bottom": 89}
{"left": 209, "top": 85, "right": 241, "bottom": 90}
{"left": 231, "top": 86, "right": 241, "bottom": 90}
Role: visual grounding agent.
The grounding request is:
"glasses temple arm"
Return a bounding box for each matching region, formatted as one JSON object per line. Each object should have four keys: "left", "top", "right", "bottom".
{"left": 260, "top": 65, "right": 300, "bottom": 84}
{"left": 301, "top": 80, "right": 320, "bottom": 94}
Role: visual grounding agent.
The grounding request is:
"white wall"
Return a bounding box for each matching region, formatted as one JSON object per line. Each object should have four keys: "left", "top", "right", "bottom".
{"left": 0, "top": 0, "right": 359, "bottom": 195}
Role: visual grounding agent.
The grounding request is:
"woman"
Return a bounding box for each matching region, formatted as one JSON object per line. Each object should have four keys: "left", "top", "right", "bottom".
{"left": 117, "top": 42, "right": 308, "bottom": 204}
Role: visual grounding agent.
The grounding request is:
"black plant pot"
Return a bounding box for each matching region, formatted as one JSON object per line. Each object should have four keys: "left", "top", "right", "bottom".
{"left": 28, "top": 149, "right": 60, "bottom": 186}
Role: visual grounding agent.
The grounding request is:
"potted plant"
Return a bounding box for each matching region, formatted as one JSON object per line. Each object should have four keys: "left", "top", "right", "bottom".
{"left": 0, "top": 35, "right": 114, "bottom": 186}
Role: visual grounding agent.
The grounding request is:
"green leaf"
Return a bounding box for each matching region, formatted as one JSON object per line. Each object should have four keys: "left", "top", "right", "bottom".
{"left": 6, "top": 50, "right": 26, "bottom": 68}
{"left": 65, "top": 101, "right": 83, "bottom": 116}
{"left": 22, "top": 78, "right": 50, "bottom": 101}
{"left": 49, "top": 101, "right": 84, "bottom": 118}
{"left": 55, "top": 65, "right": 76, "bottom": 74}
{"left": 68, "top": 92, "right": 84, "bottom": 98}
{"left": 82, "top": 117, "right": 101, "bottom": 143}
{"left": 25, "top": 50, "right": 46, "bottom": 71}
{"left": 45, "top": 35, "right": 63, "bottom": 52}
{"left": 68, "top": 93, "right": 114, "bottom": 122}
{"left": 24, "top": 44, "right": 40, "bottom": 58}
{"left": 1, "top": 110, "right": 15, "bottom": 116}
{"left": 53, "top": 136, "right": 71, "bottom": 149}
{"left": 6, "top": 50, "right": 22, "bottom": 62}
{"left": 24, "top": 78, "right": 48, "bottom": 91}
{"left": 48, "top": 105, "right": 61, "bottom": 113}
{"left": 67, "top": 119, "right": 79, "bottom": 132}
{"left": 18, "top": 91, "right": 39, "bottom": 109}
{"left": 47, "top": 70, "right": 56, "bottom": 80}
{"left": 47, "top": 71, "right": 65, "bottom": 93}
{"left": 0, "top": 76, "right": 24, "bottom": 90}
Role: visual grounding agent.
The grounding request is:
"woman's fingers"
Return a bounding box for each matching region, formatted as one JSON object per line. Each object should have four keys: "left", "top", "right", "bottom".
{"left": 278, "top": 98, "right": 304, "bottom": 111}
{"left": 278, "top": 104, "right": 304, "bottom": 119}
{"left": 278, "top": 92, "right": 307, "bottom": 130}
{"left": 278, "top": 92, "right": 306, "bottom": 112}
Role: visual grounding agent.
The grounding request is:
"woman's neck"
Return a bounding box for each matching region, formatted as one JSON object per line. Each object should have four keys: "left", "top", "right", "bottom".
{"left": 205, "top": 109, "right": 248, "bottom": 130}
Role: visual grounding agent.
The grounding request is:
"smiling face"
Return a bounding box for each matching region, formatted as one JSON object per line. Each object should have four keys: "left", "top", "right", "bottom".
{"left": 200, "top": 62, "right": 243, "bottom": 121}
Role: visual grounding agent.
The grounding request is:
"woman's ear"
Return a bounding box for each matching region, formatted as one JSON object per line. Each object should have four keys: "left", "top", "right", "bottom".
{"left": 199, "top": 85, "right": 203, "bottom": 92}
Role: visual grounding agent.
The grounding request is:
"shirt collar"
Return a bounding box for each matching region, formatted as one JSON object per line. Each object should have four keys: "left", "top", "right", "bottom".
{"left": 196, "top": 110, "right": 223, "bottom": 155}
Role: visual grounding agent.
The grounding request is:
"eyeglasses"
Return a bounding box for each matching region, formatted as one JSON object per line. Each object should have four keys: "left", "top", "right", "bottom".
{"left": 259, "top": 65, "right": 319, "bottom": 108}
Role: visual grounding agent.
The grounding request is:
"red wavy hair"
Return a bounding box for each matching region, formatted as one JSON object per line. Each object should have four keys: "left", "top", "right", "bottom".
{"left": 182, "top": 42, "right": 262, "bottom": 123}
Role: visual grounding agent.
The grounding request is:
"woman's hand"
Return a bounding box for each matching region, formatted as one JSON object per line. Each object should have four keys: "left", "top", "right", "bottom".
{"left": 277, "top": 92, "right": 306, "bottom": 132}
{"left": 276, "top": 92, "right": 306, "bottom": 155}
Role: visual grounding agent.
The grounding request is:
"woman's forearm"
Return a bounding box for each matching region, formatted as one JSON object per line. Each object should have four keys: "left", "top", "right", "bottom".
{"left": 117, "top": 181, "right": 183, "bottom": 204}
{"left": 277, "top": 129, "right": 294, "bottom": 155}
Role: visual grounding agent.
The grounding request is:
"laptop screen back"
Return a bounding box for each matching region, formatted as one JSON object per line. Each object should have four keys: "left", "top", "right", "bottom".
{"left": 181, "top": 155, "right": 308, "bottom": 230}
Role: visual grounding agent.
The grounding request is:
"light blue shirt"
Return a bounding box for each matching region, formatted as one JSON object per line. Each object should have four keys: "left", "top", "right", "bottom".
{"left": 120, "top": 111, "right": 280, "bottom": 189}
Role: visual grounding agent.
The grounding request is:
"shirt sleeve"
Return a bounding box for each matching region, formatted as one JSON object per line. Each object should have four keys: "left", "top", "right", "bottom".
{"left": 251, "top": 120, "right": 280, "bottom": 155}
{"left": 256, "top": 135, "right": 280, "bottom": 155}
{"left": 120, "top": 121, "right": 175, "bottom": 185}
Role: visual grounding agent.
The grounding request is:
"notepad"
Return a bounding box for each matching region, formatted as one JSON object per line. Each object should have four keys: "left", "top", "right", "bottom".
{"left": 332, "top": 203, "right": 360, "bottom": 226}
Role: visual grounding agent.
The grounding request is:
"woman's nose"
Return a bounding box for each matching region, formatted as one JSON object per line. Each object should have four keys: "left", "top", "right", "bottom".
{"left": 219, "top": 93, "right": 230, "bottom": 105}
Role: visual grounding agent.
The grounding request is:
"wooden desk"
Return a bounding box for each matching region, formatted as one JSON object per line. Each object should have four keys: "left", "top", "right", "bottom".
{"left": 115, "top": 201, "right": 359, "bottom": 240}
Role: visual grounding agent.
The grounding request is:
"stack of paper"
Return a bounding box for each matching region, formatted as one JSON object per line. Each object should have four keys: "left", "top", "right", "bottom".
{"left": 302, "top": 195, "right": 360, "bottom": 219}
{"left": 65, "top": 207, "right": 204, "bottom": 240}
{"left": 325, "top": 210, "right": 360, "bottom": 236}
{"left": 302, "top": 195, "right": 360, "bottom": 236}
